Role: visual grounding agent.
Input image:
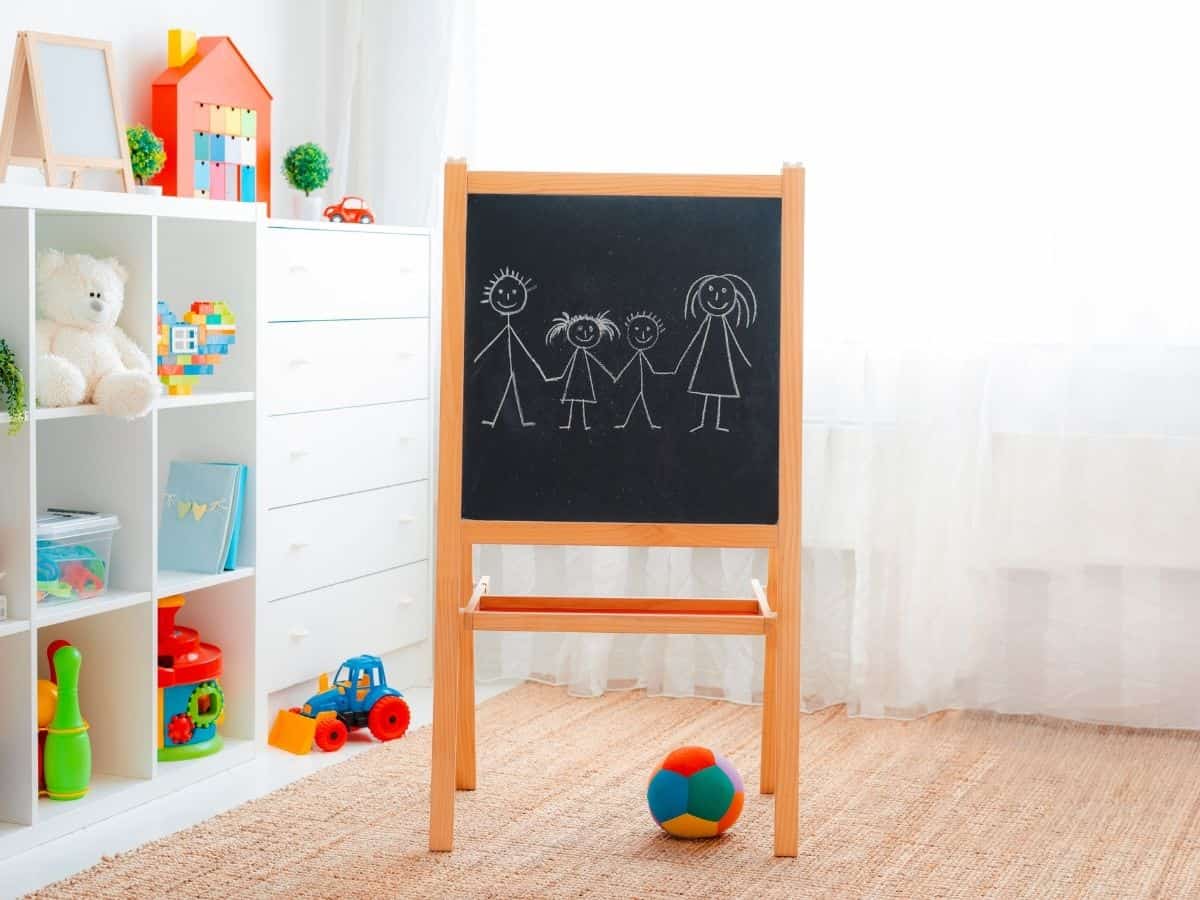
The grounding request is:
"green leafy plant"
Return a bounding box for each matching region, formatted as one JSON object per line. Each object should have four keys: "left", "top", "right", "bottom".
{"left": 0, "top": 338, "right": 26, "bottom": 435}
{"left": 282, "top": 143, "right": 331, "bottom": 196}
{"left": 126, "top": 125, "right": 166, "bottom": 185}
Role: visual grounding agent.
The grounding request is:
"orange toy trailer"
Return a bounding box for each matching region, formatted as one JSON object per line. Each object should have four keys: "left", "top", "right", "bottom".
{"left": 151, "top": 30, "right": 272, "bottom": 211}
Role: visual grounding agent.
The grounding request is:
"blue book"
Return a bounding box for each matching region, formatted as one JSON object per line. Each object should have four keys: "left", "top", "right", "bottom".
{"left": 220, "top": 463, "right": 247, "bottom": 571}
{"left": 159, "top": 462, "right": 241, "bottom": 574}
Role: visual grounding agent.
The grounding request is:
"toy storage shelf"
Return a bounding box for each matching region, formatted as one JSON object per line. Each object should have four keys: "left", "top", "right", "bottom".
{"left": 158, "top": 390, "right": 255, "bottom": 410}
{"left": 0, "top": 185, "right": 265, "bottom": 861}
{"left": 156, "top": 565, "right": 255, "bottom": 598}
{"left": 0, "top": 619, "right": 30, "bottom": 637}
{"left": 33, "top": 588, "right": 153, "bottom": 628}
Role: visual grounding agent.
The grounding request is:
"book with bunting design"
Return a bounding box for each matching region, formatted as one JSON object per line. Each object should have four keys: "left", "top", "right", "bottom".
{"left": 159, "top": 462, "right": 247, "bottom": 574}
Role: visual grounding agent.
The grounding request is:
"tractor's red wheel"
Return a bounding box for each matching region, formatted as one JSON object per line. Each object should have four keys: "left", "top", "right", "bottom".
{"left": 367, "top": 696, "right": 411, "bottom": 741}
{"left": 314, "top": 717, "right": 348, "bottom": 752}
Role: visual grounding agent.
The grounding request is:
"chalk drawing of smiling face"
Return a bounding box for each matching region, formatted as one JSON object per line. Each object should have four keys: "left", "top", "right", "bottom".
{"left": 699, "top": 275, "right": 737, "bottom": 316}
{"left": 568, "top": 317, "right": 602, "bottom": 349}
{"left": 626, "top": 315, "right": 661, "bottom": 350}
{"left": 483, "top": 267, "right": 534, "bottom": 315}
{"left": 489, "top": 275, "right": 527, "bottom": 313}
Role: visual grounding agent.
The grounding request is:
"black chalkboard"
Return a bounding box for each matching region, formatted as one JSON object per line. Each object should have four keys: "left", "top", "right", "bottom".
{"left": 461, "top": 193, "right": 781, "bottom": 524}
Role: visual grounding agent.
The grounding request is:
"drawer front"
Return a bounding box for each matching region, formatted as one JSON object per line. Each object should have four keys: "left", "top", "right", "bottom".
{"left": 265, "top": 227, "right": 429, "bottom": 322}
{"left": 264, "top": 562, "right": 428, "bottom": 692}
{"left": 265, "top": 401, "right": 429, "bottom": 508}
{"left": 264, "top": 319, "right": 429, "bottom": 414}
{"left": 264, "top": 481, "right": 429, "bottom": 599}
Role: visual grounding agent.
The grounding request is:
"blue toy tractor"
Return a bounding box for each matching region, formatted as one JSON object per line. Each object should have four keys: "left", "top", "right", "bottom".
{"left": 295, "top": 654, "right": 411, "bottom": 752}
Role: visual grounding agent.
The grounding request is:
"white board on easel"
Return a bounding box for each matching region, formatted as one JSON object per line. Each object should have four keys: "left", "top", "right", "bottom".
{"left": 0, "top": 31, "right": 134, "bottom": 191}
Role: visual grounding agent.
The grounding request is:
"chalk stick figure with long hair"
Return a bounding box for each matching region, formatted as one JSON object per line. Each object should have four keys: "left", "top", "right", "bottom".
{"left": 473, "top": 266, "right": 548, "bottom": 427}
{"left": 545, "top": 311, "right": 619, "bottom": 431}
{"left": 675, "top": 273, "right": 756, "bottom": 433}
{"left": 614, "top": 311, "right": 668, "bottom": 430}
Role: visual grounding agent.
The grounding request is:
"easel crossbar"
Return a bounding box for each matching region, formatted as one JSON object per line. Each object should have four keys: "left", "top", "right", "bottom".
{"left": 477, "top": 595, "right": 761, "bottom": 616}
{"left": 466, "top": 609, "right": 767, "bottom": 636}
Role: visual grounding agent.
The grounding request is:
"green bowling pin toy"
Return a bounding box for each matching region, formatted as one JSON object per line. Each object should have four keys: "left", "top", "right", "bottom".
{"left": 43, "top": 644, "right": 91, "bottom": 801}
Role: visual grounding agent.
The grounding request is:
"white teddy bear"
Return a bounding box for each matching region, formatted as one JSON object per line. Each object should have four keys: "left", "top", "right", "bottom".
{"left": 36, "top": 250, "right": 160, "bottom": 418}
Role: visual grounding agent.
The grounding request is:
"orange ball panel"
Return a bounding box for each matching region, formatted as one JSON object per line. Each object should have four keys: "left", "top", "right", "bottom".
{"left": 661, "top": 745, "right": 716, "bottom": 778}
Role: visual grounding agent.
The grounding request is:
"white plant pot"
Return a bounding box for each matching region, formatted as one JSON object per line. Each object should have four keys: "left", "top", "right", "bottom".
{"left": 135, "top": 184, "right": 163, "bottom": 196}
{"left": 294, "top": 193, "right": 325, "bottom": 221}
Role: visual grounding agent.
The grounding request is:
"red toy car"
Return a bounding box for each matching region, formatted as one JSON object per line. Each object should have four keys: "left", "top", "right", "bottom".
{"left": 324, "top": 196, "right": 375, "bottom": 224}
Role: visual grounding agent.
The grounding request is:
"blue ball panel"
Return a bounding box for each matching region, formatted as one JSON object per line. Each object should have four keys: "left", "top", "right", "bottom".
{"left": 647, "top": 769, "right": 689, "bottom": 824}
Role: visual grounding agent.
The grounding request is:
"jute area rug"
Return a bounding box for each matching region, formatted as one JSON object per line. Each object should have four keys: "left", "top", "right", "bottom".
{"left": 33, "top": 683, "right": 1200, "bottom": 899}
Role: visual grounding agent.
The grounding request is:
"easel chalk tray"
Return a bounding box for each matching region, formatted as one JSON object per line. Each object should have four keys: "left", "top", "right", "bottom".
{"left": 430, "top": 163, "right": 805, "bottom": 856}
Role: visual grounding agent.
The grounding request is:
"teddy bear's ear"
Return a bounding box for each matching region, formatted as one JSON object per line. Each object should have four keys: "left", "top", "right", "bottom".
{"left": 37, "top": 248, "right": 66, "bottom": 281}
{"left": 103, "top": 257, "right": 129, "bottom": 285}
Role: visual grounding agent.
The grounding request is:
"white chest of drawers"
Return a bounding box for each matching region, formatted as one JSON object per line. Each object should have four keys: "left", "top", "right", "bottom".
{"left": 261, "top": 220, "right": 432, "bottom": 693}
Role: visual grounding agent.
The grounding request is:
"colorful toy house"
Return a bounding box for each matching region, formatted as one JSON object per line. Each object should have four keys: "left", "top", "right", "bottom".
{"left": 157, "top": 300, "right": 238, "bottom": 395}
{"left": 157, "top": 595, "right": 224, "bottom": 761}
{"left": 151, "top": 30, "right": 272, "bottom": 210}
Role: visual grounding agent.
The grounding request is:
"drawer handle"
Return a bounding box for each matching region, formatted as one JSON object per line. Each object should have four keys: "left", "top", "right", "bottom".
{"left": 396, "top": 351, "right": 413, "bottom": 360}
{"left": 397, "top": 515, "right": 415, "bottom": 524}
{"left": 289, "top": 449, "right": 310, "bottom": 460}
{"left": 288, "top": 541, "right": 310, "bottom": 551}
{"left": 289, "top": 625, "right": 310, "bottom": 639}
{"left": 288, "top": 264, "right": 310, "bottom": 275}
{"left": 396, "top": 596, "right": 413, "bottom": 608}
{"left": 289, "top": 358, "right": 312, "bottom": 368}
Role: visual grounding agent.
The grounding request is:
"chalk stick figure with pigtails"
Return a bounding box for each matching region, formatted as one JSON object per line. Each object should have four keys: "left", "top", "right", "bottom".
{"left": 545, "top": 311, "right": 619, "bottom": 431}
{"left": 674, "top": 273, "right": 757, "bottom": 433}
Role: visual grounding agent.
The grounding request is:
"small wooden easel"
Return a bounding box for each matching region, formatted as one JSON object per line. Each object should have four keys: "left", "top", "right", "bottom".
{"left": 430, "top": 162, "right": 804, "bottom": 856}
{"left": 0, "top": 32, "right": 135, "bottom": 191}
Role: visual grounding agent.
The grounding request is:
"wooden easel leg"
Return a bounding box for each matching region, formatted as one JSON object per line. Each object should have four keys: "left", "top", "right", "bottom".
{"left": 760, "top": 615, "right": 778, "bottom": 795}
{"left": 429, "top": 158, "right": 469, "bottom": 852}
{"left": 456, "top": 610, "right": 477, "bottom": 790}
{"left": 429, "top": 575, "right": 461, "bottom": 851}
{"left": 774, "top": 163, "right": 805, "bottom": 858}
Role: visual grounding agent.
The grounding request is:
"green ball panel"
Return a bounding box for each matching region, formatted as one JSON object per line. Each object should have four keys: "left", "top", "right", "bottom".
{"left": 687, "top": 764, "right": 735, "bottom": 821}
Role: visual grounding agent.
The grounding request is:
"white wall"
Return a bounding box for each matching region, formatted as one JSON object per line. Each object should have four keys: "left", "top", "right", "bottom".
{"left": 471, "top": 0, "right": 1200, "bottom": 347}
{"left": 0, "top": 1, "right": 323, "bottom": 204}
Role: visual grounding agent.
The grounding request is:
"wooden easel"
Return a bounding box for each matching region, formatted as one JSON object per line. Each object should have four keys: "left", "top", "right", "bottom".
{"left": 430, "top": 161, "right": 804, "bottom": 856}
{"left": 0, "top": 32, "right": 135, "bottom": 191}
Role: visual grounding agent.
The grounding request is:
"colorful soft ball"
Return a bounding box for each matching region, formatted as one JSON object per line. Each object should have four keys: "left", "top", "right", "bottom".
{"left": 646, "top": 746, "right": 745, "bottom": 838}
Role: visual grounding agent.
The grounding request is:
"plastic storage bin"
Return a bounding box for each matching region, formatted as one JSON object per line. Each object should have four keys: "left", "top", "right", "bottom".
{"left": 36, "top": 510, "right": 120, "bottom": 604}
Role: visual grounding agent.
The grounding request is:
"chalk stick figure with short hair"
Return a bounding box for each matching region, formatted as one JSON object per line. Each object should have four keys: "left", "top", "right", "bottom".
{"left": 614, "top": 311, "right": 668, "bottom": 430}
{"left": 473, "top": 266, "right": 548, "bottom": 427}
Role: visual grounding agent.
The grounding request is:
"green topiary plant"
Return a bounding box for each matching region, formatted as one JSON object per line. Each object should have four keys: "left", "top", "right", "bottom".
{"left": 282, "top": 143, "right": 331, "bottom": 196}
{"left": 0, "top": 338, "right": 26, "bottom": 435}
{"left": 126, "top": 125, "right": 166, "bottom": 186}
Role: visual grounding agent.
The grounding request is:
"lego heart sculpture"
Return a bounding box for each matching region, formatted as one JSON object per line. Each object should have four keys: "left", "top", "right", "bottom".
{"left": 156, "top": 300, "right": 237, "bottom": 396}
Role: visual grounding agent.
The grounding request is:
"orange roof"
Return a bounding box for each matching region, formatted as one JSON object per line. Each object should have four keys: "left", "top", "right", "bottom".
{"left": 151, "top": 36, "right": 272, "bottom": 99}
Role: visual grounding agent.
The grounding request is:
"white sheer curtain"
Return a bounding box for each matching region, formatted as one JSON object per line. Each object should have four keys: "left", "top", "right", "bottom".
{"left": 333, "top": 1, "right": 1200, "bottom": 729}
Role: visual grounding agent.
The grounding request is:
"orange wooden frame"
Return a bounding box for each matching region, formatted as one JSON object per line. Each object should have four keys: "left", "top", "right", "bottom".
{"left": 429, "top": 162, "right": 804, "bottom": 857}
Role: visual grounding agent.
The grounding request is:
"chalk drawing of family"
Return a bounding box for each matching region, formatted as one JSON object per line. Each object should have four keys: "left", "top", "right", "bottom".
{"left": 474, "top": 267, "right": 757, "bottom": 433}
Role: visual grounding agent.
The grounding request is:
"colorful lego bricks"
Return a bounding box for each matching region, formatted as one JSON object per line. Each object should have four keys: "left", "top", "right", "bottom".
{"left": 156, "top": 300, "right": 238, "bottom": 395}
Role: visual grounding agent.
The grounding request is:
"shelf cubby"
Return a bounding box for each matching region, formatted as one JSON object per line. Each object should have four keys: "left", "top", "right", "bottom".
{"left": 0, "top": 628, "right": 35, "bottom": 829}
{"left": 38, "top": 602, "right": 156, "bottom": 783}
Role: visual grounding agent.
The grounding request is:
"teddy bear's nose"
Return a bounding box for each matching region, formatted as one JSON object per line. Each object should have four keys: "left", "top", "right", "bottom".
{"left": 90, "top": 298, "right": 104, "bottom": 312}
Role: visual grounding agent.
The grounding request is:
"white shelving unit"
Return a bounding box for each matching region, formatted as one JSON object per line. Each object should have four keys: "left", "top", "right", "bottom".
{"left": 0, "top": 185, "right": 264, "bottom": 860}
